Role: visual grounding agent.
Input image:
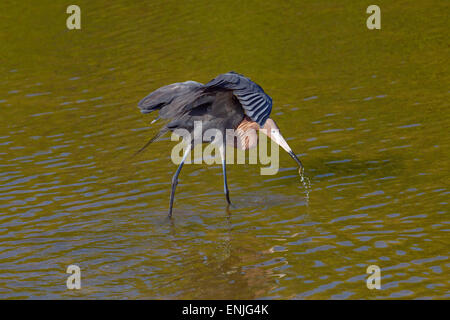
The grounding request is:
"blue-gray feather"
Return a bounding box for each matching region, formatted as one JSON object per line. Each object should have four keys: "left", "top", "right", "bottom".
{"left": 137, "top": 72, "right": 272, "bottom": 127}
{"left": 138, "top": 81, "right": 204, "bottom": 115}
{"left": 204, "top": 71, "right": 272, "bottom": 126}
{"left": 136, "top": 73, "right": 272, "bottom": 153}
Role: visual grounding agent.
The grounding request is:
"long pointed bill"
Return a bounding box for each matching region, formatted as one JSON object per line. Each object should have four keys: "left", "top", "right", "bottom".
{"left": 263, "top": 129, "right": 304, "bottom": 173}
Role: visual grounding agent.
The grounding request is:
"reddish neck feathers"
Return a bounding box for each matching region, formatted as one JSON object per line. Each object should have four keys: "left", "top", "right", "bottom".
{"left": 234, "top": 116, "right": 259, "bottom": 150}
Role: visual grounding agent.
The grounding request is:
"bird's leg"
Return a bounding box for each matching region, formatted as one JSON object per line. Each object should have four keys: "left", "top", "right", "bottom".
{"left": 219, "top": 143, "right": 231, "bottom": 205}
{"left": 169, "top": 144, "right": 191, "bottom": 218}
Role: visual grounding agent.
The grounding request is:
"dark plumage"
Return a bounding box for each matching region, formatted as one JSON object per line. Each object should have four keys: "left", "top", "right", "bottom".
{"left": 204, "top": 72, "right": 272, "bottom": 126}
{"left": 137, "top": 71, "right": 303, "bottom": 217}
{"left": 138, "top": 72, "right": 272, "bottom": 129}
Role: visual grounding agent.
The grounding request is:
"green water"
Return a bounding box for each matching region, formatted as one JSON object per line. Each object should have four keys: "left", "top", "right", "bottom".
{"left": 0, "top": 0, "right": 448, "bottom": 299}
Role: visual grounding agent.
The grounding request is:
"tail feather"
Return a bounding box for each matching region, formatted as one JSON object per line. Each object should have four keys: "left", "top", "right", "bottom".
{"left": 133, "top": 127, "right": 170, "bottom": 157}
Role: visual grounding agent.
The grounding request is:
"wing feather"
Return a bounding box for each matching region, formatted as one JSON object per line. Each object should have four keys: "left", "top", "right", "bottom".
{"left": 138, "top": 81, "right": 204, "bottom": 114}
{"left": 205, "top": 72, "right": 272, "bottom": 127}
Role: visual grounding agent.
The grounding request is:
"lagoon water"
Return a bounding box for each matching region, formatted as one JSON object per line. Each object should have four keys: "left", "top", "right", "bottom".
{"left": 0, "top": 1, "right": 448, "bottom": 299}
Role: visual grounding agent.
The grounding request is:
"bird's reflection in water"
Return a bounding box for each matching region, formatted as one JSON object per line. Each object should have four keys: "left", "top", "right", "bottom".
{"left": 157, "top": 205, "right": 282, "bottom": 299}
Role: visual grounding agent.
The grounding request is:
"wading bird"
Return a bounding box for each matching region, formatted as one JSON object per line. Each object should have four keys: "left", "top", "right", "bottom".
{"left": 137, "top": 71, "right": 303, "bottom": 217}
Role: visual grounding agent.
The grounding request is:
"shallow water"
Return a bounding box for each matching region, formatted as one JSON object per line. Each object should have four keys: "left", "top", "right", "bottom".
{"left": 0, "top": 1, "right": 448, "bottom": 299}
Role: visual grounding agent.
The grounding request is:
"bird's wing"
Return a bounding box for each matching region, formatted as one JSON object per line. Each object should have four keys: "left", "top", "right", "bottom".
{"left": 138, "top": 81, "right": 204, "bottom": 114}
{"left": 204, "top": 71, "right": 272, "bottom": 127}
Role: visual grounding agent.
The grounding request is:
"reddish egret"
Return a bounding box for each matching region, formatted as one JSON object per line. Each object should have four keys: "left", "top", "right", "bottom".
{"left": 137, "top": 72, "right": 303, "bottom": 217}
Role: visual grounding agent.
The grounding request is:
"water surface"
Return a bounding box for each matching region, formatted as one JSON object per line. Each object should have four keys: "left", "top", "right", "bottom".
{"left": 0, "top": 0, "right": 448, "bottom": 299}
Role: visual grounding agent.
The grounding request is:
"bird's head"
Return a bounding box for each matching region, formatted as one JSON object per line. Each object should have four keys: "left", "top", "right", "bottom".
{"left": 260, "top": 118, "right": 304, "bottom": 174}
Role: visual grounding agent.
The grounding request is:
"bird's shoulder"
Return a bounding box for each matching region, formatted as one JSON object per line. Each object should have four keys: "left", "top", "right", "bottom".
{"left": 205, "top": 72, "right": 273, "bottom": 127}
